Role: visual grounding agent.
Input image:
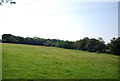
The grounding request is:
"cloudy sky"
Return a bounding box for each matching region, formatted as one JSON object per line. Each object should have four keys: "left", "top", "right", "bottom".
{"left": 0, "top": 0, "right": 118, "bottom": 43}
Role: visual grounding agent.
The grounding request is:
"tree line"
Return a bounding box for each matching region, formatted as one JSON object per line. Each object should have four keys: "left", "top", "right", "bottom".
{"left": 2, "top": 34, "right": 120, "bottom": 55}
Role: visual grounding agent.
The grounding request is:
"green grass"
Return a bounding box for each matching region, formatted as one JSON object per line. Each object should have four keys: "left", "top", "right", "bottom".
{"left": 2, "top": 43, "right": 119, "bottom": 79}
{"left": 0, "top": 43, "right": 2, "bottom": 80}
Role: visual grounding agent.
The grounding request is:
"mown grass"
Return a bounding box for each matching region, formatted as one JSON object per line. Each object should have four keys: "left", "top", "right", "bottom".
{"left": 0, "top": 43, "right": 2, "bottom": 80}
{"left": 2, "top": 43, "right": 119, "bottom": 79}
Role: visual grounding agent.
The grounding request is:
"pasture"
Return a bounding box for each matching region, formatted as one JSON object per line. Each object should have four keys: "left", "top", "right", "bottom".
{"left": 2, "top": 43, "right": 119, "bottom": 79}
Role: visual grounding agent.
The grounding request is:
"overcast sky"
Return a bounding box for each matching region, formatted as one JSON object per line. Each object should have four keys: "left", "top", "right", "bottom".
{"left": 0, "top": 0, "right": 118, "bottom": 43}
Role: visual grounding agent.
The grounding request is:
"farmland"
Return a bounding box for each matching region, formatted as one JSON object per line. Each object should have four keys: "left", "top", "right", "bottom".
{"left": 2, "top": 43, "right": 119, "bottom": 79}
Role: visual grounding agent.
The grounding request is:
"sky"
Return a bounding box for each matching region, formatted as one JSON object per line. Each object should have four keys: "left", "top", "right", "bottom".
{"left": 0, "top": 0, "right": 118, "bottom": 43}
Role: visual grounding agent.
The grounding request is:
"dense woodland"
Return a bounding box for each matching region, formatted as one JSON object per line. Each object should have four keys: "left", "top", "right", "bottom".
{"left": 2, "top": 34, "right": 120, "bottom": 55}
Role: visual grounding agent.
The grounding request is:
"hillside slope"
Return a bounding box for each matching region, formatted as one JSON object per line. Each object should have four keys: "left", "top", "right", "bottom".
{"left": 2, "top": 43, "right": 119, "bottom": 79}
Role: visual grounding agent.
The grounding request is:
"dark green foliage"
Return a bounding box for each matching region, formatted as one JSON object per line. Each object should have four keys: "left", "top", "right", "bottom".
{"left": 25, "top": 37, "right": 33, "bottom": 44}
{"left": 2, "top": 34, "right": 19, "bottom": 43}
{"left": 15, "top": 36, "right": 25, "bottom": 44}
{"left": 0, "top": 39, "right": 1, "bottom": 43}
{"left": 75, "top": 37, "right": 89, "bottom": 50}
{"left": 74, "top": 37, "right": 106, "bottom": 53}
{"left": 43, "top": 40, "right": 54, "bottom": 46}
{"left": 86, "top": 38, "right": 106, "bottom": 53}
{"left": 86, "top": 38, "right": 97, "bottom": 52}
{"left": 2, "top": 34, "right": 119, "bottom": 55}
{"left": 55, "top": 40, "right": 66, "bottom": 48}
{"left": 107, "top": 37, "right": 120, "bottom": 55}
{"left": 55, "top": 40, "right": 74, "bottom": 49}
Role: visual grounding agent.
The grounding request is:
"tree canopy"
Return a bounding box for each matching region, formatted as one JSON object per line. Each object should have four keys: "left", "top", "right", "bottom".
{"left": 2, "top": 34, "right": 120, "bottom": 55}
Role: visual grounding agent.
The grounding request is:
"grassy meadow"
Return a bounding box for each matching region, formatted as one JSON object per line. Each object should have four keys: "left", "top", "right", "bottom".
{"left": 0, "top": 43, "right": 2, "bottom": 80}
{"left": 2, "top": 43, "right": 119, "bottom": 79}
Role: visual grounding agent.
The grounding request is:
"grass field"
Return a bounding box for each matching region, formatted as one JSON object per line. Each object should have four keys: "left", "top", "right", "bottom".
{"left": 2, "top": 43, "right": 119, "bottom": 79}
{"left": 0, "top": 43, "right": 2, "bottom": 80}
